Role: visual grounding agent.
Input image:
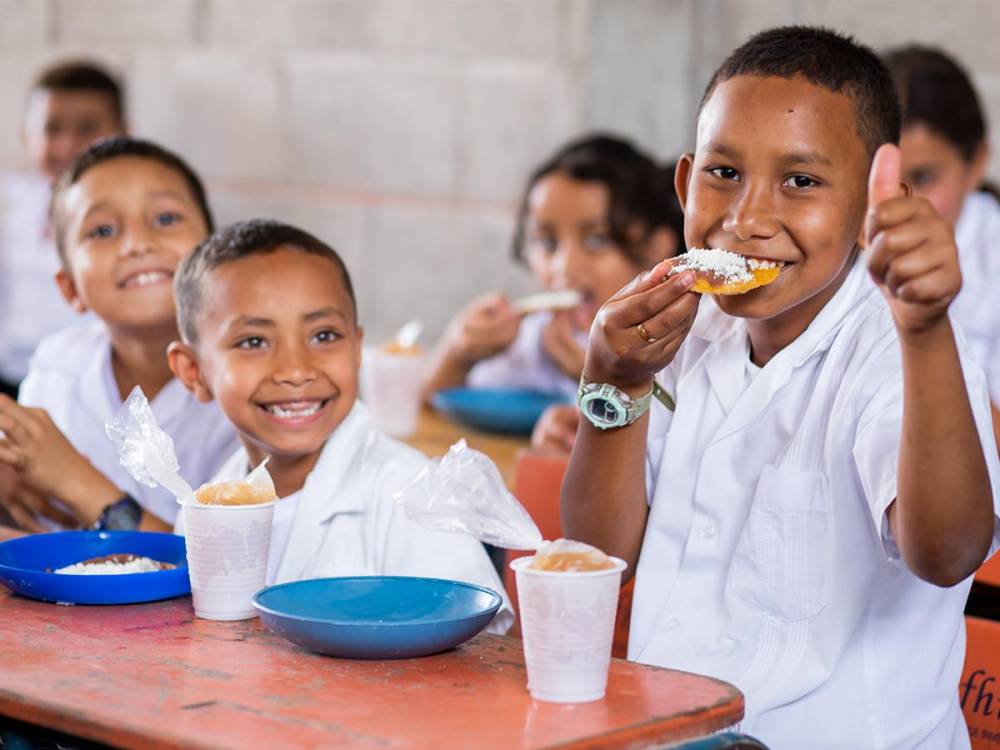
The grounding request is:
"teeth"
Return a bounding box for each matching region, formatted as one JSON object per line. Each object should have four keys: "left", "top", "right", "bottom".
{"left": 127, "top": 270, "right": 171, "bottom": 287}
{"left": 747, "top": 259, "right": 784, "bottom": 270}
{"left": 265, "top": 402, "right": 322, "bottom": 419}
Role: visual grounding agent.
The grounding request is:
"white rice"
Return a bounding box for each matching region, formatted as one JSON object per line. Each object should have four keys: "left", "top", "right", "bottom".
{"left": 55, "top": 557, "right": 166, "bottom": 575}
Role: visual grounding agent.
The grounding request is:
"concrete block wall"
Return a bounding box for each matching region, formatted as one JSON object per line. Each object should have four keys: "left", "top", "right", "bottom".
{"left": 1, "top": 0, "right": 997, "bottom": 341}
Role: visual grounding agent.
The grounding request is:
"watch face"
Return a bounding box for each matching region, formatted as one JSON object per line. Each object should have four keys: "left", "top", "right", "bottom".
{"left": 584, "top": 395, "right": 625, "bottom": 427}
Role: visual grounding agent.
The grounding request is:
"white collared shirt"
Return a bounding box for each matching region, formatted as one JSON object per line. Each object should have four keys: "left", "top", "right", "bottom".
{"left": 0, "top": 172, "right": 81, "bottom": 383}
{"left": 467, "top": 311, "right": 585, "bottom": 398}
{"left": 201, "top": 403, "right": 514, "bottom": 633}
{"left": 18, "top": 320, "right": 239, "bottom": 525}
{"left": 952, "top": 191, "right": 1000, "bottom": 405}
{"left": 633, "top": 258, "right": 1000, "bottom": 749}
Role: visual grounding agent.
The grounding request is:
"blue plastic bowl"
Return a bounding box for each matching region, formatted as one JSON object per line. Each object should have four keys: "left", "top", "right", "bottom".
{"left": 431, "top": 387, "right": 569, "bottom": 435}
{"left": 0, "top": 530, "right": 190, "bottom": 605}
{"left": 253, "top": 576, "right": 503, "bottom": 659}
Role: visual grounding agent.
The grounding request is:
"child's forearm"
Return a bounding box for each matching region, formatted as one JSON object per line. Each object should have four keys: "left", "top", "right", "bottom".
{"left": 560, "top": 413, "right": 651, "bottom": 577}
{"left": 422, "top": 343, "right": 475, "bottom": 402}
{"left": 894, "top": 317, "right": 994, "bottom": 585}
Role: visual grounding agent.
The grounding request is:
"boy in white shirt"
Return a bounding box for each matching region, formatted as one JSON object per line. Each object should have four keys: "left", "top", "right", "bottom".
{"left": 0, "top": 61, "right": 125, "bottom": 396}
{"left": 168, "top": 219, "right": 512, "bottom": 632}
{"left": 562, "top": 27, "right": 1000, "bottom": 749}
{"left": 0, "top": 137, "right": 237, "bottom": 531}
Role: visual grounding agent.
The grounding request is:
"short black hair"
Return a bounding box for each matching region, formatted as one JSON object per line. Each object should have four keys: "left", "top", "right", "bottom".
{"left": 884, "top": 45, "right": 986, "bottom": 162}
{"left": 32, "top": 60, "right": 125, "bottom": 124}
{"left": 701, "top": 26, "right": 901, "bottom": 156}
{"left": 50, "top": 136, "right": 214, "bottom": 265}
{"left": 175, "top": 219, "right": 357, "bottom": 344}
{"left": 512, "top": 133, "right": 684, "bottom": 267}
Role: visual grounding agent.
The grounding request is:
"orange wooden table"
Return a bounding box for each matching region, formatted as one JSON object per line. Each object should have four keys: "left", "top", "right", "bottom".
{"left": 0, "top": 591, "right": 743, "bottom": 749}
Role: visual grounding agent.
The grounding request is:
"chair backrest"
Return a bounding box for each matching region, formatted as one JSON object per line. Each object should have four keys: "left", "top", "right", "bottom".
{"left": 976, "top": 553, "right": 1000, "bottom": 588}
{"left": 504, "top": 450, "right": 633, "bottom": 658}
{"left": 673, "top": 733, "right": 769, "bottom": 749}
{"left": 962, "top": 615, "right": 1000, "bottom": 749}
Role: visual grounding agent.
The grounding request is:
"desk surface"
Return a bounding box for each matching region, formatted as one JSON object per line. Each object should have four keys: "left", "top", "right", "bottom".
{"left": 403, "top": 407, "right": 529, "bottom": 486}
{"left": 0, "top": 592, "right": 743, "bottom": 750}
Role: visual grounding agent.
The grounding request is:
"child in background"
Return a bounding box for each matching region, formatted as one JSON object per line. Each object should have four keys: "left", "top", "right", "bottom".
{"left": 885, "top": 45, "right": 1000, "bottom": 441}
{"left": 423, "top": 135, "right": 683, "bottom": 405}
{"left": 0, "top": 61, "right": 126, "bottom": 397}
{"left": 168, "top": 220, "right": 512, "bottom": 631}
{"left": 0, "top": 137, "right": 237, "bottom": 532}
{"left": 562, "top": 27, "right": 999, "bottom": 749}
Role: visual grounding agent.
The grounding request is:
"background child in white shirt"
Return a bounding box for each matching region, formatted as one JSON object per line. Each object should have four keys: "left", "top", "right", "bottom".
{"left": 885, "top": 45, "right": 1000, "bottom": 443}
{"left": 0, "top": 61, "right": 125, "bottom": 396}
{"left": 168, "top": 219, "right": 512, "bottom": 632}
{"left": 562, "top": 27, "right": 1000, "bottom": 749}
{"left": 424, "top": 135, "right": 683, "bottom": 455}
{"left": 0, "top": 137, "right": 237, "bottom": 531}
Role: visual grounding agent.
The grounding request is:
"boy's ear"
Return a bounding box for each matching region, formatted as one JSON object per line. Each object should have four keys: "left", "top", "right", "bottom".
{"left": 354, "top": 326, "right": 364, "bottom": 371}
{"left": 674, "top": 153, "right": 694, "bottom": 216}
{"left": 54, "top": 268, "right": 88, "bottom": 314}
{"left": 166, "top": 341, "right": 214, "bottom": 403}
{"left": 969, "top": 141, "right": 991, "bottom": 192}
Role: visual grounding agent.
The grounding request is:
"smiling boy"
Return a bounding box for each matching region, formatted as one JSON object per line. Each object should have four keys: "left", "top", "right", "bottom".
{"left": 0, "top": 137, "right": 236, "bottom": 531}
{"left": 168, "top": 220, "right": 511, "bottom": 631}
{"left": 562, "top": 27, "right": 999, "bottom": 748}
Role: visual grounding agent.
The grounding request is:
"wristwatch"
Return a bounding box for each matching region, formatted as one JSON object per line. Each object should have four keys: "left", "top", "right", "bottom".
{"left": 91, "top": 494, "right": 143, "bottom": 531}
{"left": 577, "top": 373, "right": 676, "bottom": 430}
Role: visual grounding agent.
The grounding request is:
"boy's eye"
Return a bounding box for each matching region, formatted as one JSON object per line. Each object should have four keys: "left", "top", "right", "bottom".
{"left": 783, "top": 174, "right": 819, "bottom": 189}
{"left": 156, "top": 212, "right": 182, "bottom": 227}
{"left": 582, "top": 232, "right": 612, "bottom": 252}
{"left": 708, "top": 166, "right": 740, "bottom": 181}
{"left": 531, "top": 235, "right": 558, "bottom": 254}
{"left": 236, "top": 336, "right": 266, "bottom": 350}
{"left": 910, "top": 169, "right": 938, "bottom": 188}
{"left": 313, "top": 329, "right": 341, "bottom": 344}
{"left": 86, "top": 224, "right": 115, "bottom": 240}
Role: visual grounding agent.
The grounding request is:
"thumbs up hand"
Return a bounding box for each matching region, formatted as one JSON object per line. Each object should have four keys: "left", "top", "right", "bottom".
{"left": 865, "top": 143, "right": 961, "bottom": 334}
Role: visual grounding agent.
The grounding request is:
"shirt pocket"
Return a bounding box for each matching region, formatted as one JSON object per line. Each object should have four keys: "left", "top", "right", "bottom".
{"left": 725, "top": 465, "right": 830, "bottom": 624}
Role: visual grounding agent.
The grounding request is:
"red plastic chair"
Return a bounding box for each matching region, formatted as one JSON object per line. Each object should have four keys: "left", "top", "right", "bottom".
{"left": 975, "top": 553, "right": 1000, "bottom": 588}
{"left": 961, "top": 616, "right": 1000, "bottom": 748}
{"left": 504, "top": 451, "right": 634, "bottom": 659}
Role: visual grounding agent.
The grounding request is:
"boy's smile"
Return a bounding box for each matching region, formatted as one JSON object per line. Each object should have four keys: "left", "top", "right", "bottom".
{"left": 676, "top": 75, "right": 871, "bottom": 360}
{"left": 57, "top": 156, "right": 209, "bottom": 334}
{"left": 184, "top": 247, "right": 362, "bottom": 475}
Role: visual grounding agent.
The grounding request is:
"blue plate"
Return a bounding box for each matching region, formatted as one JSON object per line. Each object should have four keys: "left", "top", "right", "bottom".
{"left": 0, "top": 531, "right": 190, "bottom": 605}
{"left": 253, "top": 576, "right": 503, "bottom": 659}
{"left": 431, "top": 387, "right": 569, "bottom": 435}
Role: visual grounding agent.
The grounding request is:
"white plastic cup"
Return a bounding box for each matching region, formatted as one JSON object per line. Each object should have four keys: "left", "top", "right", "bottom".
{"left": 511, "top": 555, "right": 628, "bottom": 703}
{"left": 361, "top": 347, "right": 426, "bottom": 438}
{"left": 180, "top": 499, "right": 276, "bottom": 621}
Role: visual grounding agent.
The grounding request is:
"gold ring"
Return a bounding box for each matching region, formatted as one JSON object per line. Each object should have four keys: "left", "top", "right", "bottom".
{"left": 636, "top": 322, "right": 657, "bottom": 344}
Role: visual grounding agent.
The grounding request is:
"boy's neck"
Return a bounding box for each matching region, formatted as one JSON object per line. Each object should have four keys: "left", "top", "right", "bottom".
{"left": 246, "top": 446, "right": 325, "bottom": 500}
{"left": 107, "top": 323, "right": 178, "bottom": 402}
{"left": 746, "top": 253, "right": 857, "bottom": 366}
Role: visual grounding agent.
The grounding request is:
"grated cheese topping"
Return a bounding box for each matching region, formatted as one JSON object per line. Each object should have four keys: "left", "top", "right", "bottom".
{"left": 670, "top": 247, "right": 753, "bottom": 282}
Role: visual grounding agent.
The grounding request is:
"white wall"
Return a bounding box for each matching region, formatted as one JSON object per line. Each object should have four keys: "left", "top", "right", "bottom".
{"left": 2, "top": 0, "right": 997, "bottom": 340}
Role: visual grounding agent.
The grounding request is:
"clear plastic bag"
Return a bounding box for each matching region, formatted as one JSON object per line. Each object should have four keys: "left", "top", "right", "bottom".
{"left": 106, "top": 387, "right": 273, "bottom": 506}
{"left": 394, "top": 439, "right": 543, "bottom": 550}
{"left": 105, "top": 387, "right": 196, "bottom": 503}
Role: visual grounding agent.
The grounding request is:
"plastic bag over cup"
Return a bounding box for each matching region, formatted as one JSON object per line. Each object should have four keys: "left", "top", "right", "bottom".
{"left": 105, "top": 386, "right": 273, "bottom": 506}
{"left": 394, "top": 439, "right": 543, "bottom": 550}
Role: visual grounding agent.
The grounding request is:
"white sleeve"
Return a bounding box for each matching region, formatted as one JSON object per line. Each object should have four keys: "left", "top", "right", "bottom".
{"left": 467, "top": 313, "right": 571, "bottom": 396}
{"left": 645, "top": 367, "right": 679, "bottom": 506}
{"left": 853, "top": 337, "right": 1000, "bottom": 561}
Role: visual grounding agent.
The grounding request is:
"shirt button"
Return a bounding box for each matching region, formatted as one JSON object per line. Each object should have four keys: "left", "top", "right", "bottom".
{"left": 702, "top": 523, "right": 718, "bottom": 540}
{"left": 665, "top": 617, "right": 679, "bottom": 630}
